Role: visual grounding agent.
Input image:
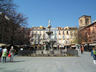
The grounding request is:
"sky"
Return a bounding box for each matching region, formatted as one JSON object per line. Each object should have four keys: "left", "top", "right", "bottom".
{"left": 14, "top": 0, "right": 96, "bottom": 28}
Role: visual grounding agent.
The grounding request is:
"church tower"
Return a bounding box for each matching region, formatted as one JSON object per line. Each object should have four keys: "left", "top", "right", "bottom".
{"left": 79, "top": 15, "right": 91, "bottom": 28}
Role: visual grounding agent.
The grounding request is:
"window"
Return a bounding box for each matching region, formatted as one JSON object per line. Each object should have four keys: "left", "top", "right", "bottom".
{"left": 63, "top": 31, "right": 64, "bottom": 35}
{"left": 80, "top": 20, "right": 82, "bottom": 24}
{"left": 59, "top": 31, "right": 60, "bottom": 35}
{"left": 66, "top": 31, "right": 69, "bottom": 35}
{"left": 70, "top": 32, "right": 72, "bottom": 38}
{"left": 63, "top": 35, "right": 65, "bottom": 39}
{"left": 85, "top": 18, "right": 89, "bottom": 25}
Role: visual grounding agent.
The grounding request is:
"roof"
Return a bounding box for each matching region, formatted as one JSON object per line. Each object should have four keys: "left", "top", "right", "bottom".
{"left": 79, "top": 15, "right": 91, "bottom": 19}
{"left": 79, "top": 22, "right": 96, "bottom": 31}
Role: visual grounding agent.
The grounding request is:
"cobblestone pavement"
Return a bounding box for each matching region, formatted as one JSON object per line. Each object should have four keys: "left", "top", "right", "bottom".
{"left": 0, "top": 51, "right": 96, "bottom": 72}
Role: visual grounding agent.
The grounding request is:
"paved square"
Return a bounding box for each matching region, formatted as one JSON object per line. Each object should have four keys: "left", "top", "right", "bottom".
{"left": 0, "top": 52, "right": 96, "bottom": 72}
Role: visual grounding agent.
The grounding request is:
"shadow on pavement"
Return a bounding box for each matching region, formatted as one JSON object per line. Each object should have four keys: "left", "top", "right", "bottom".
{"left": 0, "top": 67, "right": 4, "bottom": 70}
{"left": 6, "top": 60, "right": 25, "bottom": 63}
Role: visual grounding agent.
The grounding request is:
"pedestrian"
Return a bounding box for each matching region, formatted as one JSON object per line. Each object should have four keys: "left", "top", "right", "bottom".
{"left": 0, "top": 46, "right": 2, "bottom": 62}
{"left": 91, "top": 47, "right": 96, "bottom": 64}
{"left": 2, "top": 47, "right": 7, "bottom": 63}
{"left": 81, "top": 45, "right": 84, "bottom": 54}
{"left": 9, "top": 46, "right": 15, "bottom": 62}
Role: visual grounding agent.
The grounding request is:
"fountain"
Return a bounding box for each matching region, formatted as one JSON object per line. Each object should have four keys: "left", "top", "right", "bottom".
{"left": 43, "top": 20, "right": 56, "bottom": 55}
{"left": 46, "top": 20, "right": 53, "bottom": 50}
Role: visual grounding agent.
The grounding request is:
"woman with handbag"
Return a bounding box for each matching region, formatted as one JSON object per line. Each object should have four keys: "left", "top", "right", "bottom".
{"left": 9, "top": 46, "right": 15, "bottom": 62}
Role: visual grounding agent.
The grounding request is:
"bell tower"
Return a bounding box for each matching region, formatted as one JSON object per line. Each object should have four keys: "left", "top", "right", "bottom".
{"left": 79, "top": 15, "right": 91, "bottom": 28}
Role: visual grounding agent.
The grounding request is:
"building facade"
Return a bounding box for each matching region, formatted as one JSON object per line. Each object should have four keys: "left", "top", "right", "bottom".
{"left": 79, "top": 22, "right": 96, "bottom": 44}
{"left": 79, "top": 15, "right": 91, "bottom": 28}
{"left": 29, "top": 26, "right": 57, "bottom": 45}
{"left": 30, "top": 26, "right": 78, "bottom": 48}
{"left": 56, "top": 27, "right": 78, "bottom": 47}
{"left": 79, "top": 15, "right": 96, "bottom": 45}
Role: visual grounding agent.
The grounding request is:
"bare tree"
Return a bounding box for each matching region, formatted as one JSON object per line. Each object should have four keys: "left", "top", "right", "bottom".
{"left": 0, "top": 0, "right": 29, "bottom": 45}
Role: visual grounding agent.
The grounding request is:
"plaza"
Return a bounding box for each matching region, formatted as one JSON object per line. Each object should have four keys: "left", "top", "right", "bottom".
{"left": 0, "top": 1, "right": 96, "bottom": 72}
{"left": 0, "top": 52, "right": 96, "bottom": 72}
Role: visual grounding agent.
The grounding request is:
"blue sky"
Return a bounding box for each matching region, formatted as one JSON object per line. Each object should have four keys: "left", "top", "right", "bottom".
{"left": 14, "top": 0, "right": 96, "bottom": 28}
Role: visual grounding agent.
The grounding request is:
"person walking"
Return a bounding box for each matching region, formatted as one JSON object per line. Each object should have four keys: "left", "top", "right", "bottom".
{"left": 0, "top": 46, "right": 2, "bottom": 62}
{"left": 81, "top": 45, "right": 84, "bottom": 54}
{"left": 91, "top": 47, "right": 96, "bottom": 64}
{"left": 9, "top": 46, "right": 15, "bottom": 62}
{"left": 2, "top": 47, "right": 7, "bottom": 63}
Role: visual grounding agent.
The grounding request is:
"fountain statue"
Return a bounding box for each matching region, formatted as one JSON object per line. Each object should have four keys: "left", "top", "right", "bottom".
{"left": 46, "top": 20, "right": 53, "bottom": 42}
{"left": 45, "top": 20, "right": 56, "bottom": 51}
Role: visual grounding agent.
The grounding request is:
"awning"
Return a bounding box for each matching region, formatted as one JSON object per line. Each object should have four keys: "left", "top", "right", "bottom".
{"left": 89, "top": 43, "right": 96, "bottom": 46}
{"left": 0, "top": 43, "right": 7, "bottom": 47}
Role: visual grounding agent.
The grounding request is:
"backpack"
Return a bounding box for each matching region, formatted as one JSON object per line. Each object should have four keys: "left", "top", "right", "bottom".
{"left": 93, "top": 50, "right": 96, "bottom": 55}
